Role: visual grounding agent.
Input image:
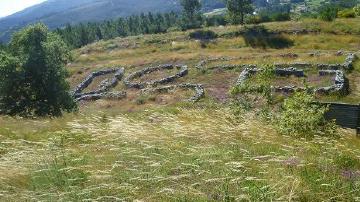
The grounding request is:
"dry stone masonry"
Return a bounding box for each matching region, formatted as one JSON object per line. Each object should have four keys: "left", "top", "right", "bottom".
{"left": 72, "top": 68, "right": 126, "bottom": 102}
{"left": 124, "top": 64, "right": 188, "bottom": 89}
{"left": 141, "top": 83, "right": 205, "bottom": 102}
{"left": 73, "top": 64, "right": 205, "bottom": 103}
{"left": 72, "top": 51, "right": 357, "bottom": 103}
{"left": 316, "top": 70, "right": 347, "bottom": 94}
{"left": 236, "top": 66, "right": 348, "bottom": 95}
{"left": 275, "top": 53, "right": 358, "bottom": 70}
{"left": 211, "top": 51, "right": 357, "bottom": 95}
{"left": 198, "top": 52, "right": 357, "bottom": 71}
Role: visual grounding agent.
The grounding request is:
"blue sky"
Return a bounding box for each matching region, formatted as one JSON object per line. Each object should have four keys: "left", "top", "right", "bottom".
{"left": 0, "top": 0, "right": 46, "bottom": 18}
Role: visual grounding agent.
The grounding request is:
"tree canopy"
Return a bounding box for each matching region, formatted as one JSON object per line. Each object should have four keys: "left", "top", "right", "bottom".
{"left": 0, "top": 23, "right": 76, "bottom": 117}
{"left": 226, "top": 0, "right": 254, "bottom": 24}
{"left": 180, "top": 0, "right": 203, "bottom": 29}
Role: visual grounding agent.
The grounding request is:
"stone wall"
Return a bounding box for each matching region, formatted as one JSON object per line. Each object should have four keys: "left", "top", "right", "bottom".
{"left": 315, "top": 70, "right": 348, "bottom": 94}
{"left": 275, "top": 53, "right": 357, "bottom": 70}
{"left": 73, "top": 68, "right": 126, "bottom": 102}
{"left": 76, "top": 91, "right": 127, "bottom": 102}
{"left": 236, "top": 67, "right": 349, "bottom": 95}
{"left": 141, "top": 83, "right": 205, "bottom": 102}
{"left": 199, "top": 52, "right": 358, "bottom": 72}
{"left": 124, "top": 64, "right": 188, "bottom": 89}
{"left": 73, "top": 64, "right": 205, "bottom": 103}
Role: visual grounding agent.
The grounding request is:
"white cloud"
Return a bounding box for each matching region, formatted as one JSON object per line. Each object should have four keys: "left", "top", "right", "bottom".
{"left": 0, "top": 0, "right": 47, "bottom": 18}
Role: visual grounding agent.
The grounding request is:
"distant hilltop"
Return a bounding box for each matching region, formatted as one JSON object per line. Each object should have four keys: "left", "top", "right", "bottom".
{"left": 0, "top": 0, "right": 225, "bottom": 43}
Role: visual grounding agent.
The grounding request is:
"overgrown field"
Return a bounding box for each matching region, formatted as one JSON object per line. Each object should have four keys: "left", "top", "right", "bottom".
{"left": 1, "top": 18, "right": 360, "bottom": 201}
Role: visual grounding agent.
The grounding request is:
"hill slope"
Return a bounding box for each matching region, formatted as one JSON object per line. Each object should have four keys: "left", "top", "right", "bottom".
{"left": 0, "top": 0, "right": 224, "bottom": 43}
{"left": 0, "top": 18, "right": 360, "bottom": 201}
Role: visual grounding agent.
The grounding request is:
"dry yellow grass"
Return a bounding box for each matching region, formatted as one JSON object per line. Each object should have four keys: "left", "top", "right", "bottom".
{"left": 0, "top": 108, "right": 359, "bottom": 201}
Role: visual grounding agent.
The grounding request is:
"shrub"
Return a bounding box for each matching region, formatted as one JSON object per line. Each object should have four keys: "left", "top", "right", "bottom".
{"left": 189, "top": 30, "right": 218, "bottom": 40}
{"left": 245, "top": 15, "right": 262, "bottom": 24}
{"left": 319, "top": 5, "right": 339, "bottom": 21}
{"left": 276, "top": 91, "right": 338, "bottom": 138}
{"left": 242, "top": 26, "right": 293, "bottom": 49}
{"left": 231, "top": 65, "right": 275, "bottom": 105}
{"left": 272, "top": 13, "right": 291, "bottom": 21}
{"left": 204, "top": 15, "right": 227, "bottom": 27}
{"left": 354, "top": 4, "right": 360, "bottom": 16}
{"left": 338, "top": 8, "right": 356, "bottom": 18}
{"left": 247, "top": 12, "right": 291, "bottom": 24}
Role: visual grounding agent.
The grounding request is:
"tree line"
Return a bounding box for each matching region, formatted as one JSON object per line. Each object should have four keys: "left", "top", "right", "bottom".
{"left": 55, "top": 0, "right": 259, "bottom": 49}
{"left": 55, "top": 12, "right": 180, "bottom": 49}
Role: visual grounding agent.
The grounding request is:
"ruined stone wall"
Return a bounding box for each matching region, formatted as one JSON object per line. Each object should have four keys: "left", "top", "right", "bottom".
{"left": 73, "top": 68, "right": 126, "bottom": 102}
{"left": 124, "top": 64, "right": 188, "bottom": 89}
{"left": 73, "top": 64, "right": 204, "bottom": 103}
{"left": 236, "top": 67, "right": 348, "bottom": 95}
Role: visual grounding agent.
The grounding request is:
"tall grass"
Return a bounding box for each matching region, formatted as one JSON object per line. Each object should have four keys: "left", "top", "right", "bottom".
{"left": 0, "top": 108, "right": 359, "bottom": 201}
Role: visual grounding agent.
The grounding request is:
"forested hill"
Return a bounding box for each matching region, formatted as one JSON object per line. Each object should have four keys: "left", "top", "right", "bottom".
{"left": 0, "top": 0, "right": 225, "bottom": 43}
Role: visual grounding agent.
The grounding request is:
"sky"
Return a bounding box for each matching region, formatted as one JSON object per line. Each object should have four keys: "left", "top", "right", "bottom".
{"left": 0, "top": 0, "right": 46, "bottom": 18}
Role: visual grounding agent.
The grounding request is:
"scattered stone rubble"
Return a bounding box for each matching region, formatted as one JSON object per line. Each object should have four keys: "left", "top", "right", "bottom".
{"left": 72, "top": 68, "right": 126, "bottom": 102}
{"left": 279, "top": 53, "right": 298, "bottom": 58}
{"left": 196, "top": 57, "right": 233, "bottom": 69}
{"left": 124, "top": 64, "right": 188, "bottom": 89}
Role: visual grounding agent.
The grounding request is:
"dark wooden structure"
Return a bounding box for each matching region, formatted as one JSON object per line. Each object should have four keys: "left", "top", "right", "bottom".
{"left": 322, "top": 102, "right": 360, "bottom": 136}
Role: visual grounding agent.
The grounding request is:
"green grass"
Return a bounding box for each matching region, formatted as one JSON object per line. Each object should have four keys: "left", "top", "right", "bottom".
{"left": 0, "top": 107, "right": 360, "bottom": 201}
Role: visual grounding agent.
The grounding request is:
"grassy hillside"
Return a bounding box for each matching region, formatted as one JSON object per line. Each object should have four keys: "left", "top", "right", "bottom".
{"left": 1, "top": 18, "right": 360, "bottom": 201}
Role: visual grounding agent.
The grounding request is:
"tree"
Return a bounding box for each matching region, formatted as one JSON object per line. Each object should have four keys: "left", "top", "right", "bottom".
{"left": 226, "top": 0, "right": 254, "bottom": 25}
{"left": 78, "top": 23, "right": 91, "bottom": 46}
{"left": 0, "top": 43, "right": 7, "bottom": 52}
{"left": 0, "top": 23, "right": 76, "bottom": 117}
{"left": 180, "top": 0, "right": 202, "bottom": 29}
{"left": 318, "top": 4, "right": 339, "bottom": 21}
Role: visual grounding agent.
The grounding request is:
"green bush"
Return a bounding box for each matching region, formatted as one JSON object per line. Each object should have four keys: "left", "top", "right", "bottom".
{"left": 276, "top": 92, "right": 338, "bottom": 138}
{"left": 242, "top": 26, "right": 293, "bottom": 49}
{"left": 272, "top": 12, "right": 291, "bottom": 21}
{"left": 338, "top": 8, "right": 356, "bottom": 18}
{"left": 246, "top": 15, "right": 262, "bottom": 24}
{"left": 204, "top": 15, "right": 227, "bottom": 27}
{"left": 246, "top": 12, "right": 291, "bottom": 24}
{"left": 189, "top": 30, "right": 218, "bottom": 40}
{"left": 354, "top": 4, "right": 360, "bottom": 16}
{"left": 319, "top": 5, "right": 339, "bottom": 21}
{"left": 231, "top": 65, "right": 275, "bottom": 105}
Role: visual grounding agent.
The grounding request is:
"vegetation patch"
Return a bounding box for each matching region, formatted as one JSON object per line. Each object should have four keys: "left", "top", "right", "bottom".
{"left": 243, "top": 26, "right": 294, "bottom": 49}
